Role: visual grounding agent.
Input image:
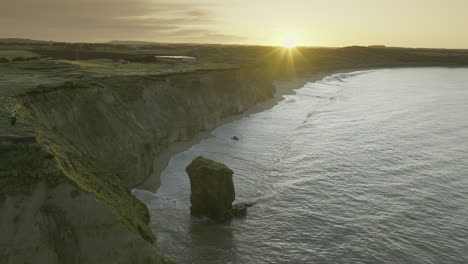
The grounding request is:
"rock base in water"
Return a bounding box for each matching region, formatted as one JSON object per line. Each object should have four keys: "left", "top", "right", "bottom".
{"left": 186, "top": 156, "right": 235, "bottom": 222}
{"left": 232, "top": 202, "right": 255, "bottom": 217}
{"left": 232, "top": 203, "right": 247, "bottom": 217}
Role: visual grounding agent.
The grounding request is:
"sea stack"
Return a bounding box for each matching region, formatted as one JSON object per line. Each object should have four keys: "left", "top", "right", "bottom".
{"left": 186, "top": 156, "right": 235, "bottom": 222}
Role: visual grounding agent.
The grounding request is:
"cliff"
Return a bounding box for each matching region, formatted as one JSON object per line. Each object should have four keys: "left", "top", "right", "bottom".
{"left": 18, "top": 68, "right": 274, "bottom": 188}
{"left": 3, "top": 67, "right": 274, "bottom": 263}
{"left": 0, "top": 138, "right": 171, "bottom": 264}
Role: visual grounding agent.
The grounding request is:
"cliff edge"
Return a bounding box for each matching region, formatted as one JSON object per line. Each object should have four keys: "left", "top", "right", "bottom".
{"left": 0, "top": 138, "right": 171, "bottom": 264}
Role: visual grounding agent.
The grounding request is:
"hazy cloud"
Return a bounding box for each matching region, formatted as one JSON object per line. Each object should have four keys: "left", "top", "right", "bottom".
{"left": 0, "top": 0, "right": 245, "bottom": 43}
{"left": 156, "top": 28, "right": 247, "bottom": 42}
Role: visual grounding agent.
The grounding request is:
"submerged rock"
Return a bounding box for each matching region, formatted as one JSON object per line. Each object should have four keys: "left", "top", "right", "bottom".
{"left": 186, "top": 156, "right": 235, "bottom": 222}
{"left": 232, "top": 203, "right": 247, "bottom": 217}
{"left": 232, "top": 202, "right": 255, "bottom": 217}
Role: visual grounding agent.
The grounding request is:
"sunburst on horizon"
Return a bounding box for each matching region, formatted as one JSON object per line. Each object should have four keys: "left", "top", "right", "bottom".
{"left": 284, "top": 36, "right": 296, "bottom": 48}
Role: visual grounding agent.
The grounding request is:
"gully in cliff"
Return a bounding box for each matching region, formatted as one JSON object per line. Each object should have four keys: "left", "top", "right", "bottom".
{"left": 185, "top": 156, "right": 253, "bottom": 222}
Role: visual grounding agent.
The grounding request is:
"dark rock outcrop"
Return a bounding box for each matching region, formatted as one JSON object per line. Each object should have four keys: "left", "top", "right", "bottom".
{"left": 186, "top": 156, "right": 235, "bottom": 222}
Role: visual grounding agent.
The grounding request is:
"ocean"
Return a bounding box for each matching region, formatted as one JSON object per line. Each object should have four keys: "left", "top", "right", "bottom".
{"left": 134, "top": 68, "right": 468, "bottom": 264}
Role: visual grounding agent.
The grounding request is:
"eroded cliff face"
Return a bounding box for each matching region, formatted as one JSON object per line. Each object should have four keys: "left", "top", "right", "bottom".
{"left": 7, "top": 67, "right": 275, "bottom": 263}
{"left": 19, "top": 68, "right": 274, "bottom": 188}
{"left": 0, "top": 140, "right": 170, "bottom": 264}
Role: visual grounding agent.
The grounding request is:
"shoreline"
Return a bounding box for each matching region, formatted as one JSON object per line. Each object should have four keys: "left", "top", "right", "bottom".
{"left": 135, "top": 68, "right": 366, "bottom": 192}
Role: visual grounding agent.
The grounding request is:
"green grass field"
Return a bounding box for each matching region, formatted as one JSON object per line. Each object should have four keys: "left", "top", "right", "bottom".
{"left": 0, "top": 49, "right": 40, "bottom": 59}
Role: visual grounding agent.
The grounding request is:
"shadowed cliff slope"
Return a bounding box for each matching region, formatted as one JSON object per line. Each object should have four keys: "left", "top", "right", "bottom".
{"left": 0, "top": 139, "right": 171, "bottom": 264}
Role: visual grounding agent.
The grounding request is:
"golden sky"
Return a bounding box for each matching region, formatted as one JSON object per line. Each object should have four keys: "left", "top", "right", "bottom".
{"left": 1, "top": 0, "right": 467, "bottom": 48}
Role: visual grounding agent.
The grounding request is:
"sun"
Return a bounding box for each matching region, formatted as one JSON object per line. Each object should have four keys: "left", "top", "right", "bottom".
{"left": 284, "top": 36, "right": 296, "bottom": 48}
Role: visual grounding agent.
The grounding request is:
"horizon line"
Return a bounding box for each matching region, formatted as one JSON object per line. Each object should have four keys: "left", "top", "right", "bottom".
{"left": 1, "top": 37, "right": 467, "bottom": 50}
